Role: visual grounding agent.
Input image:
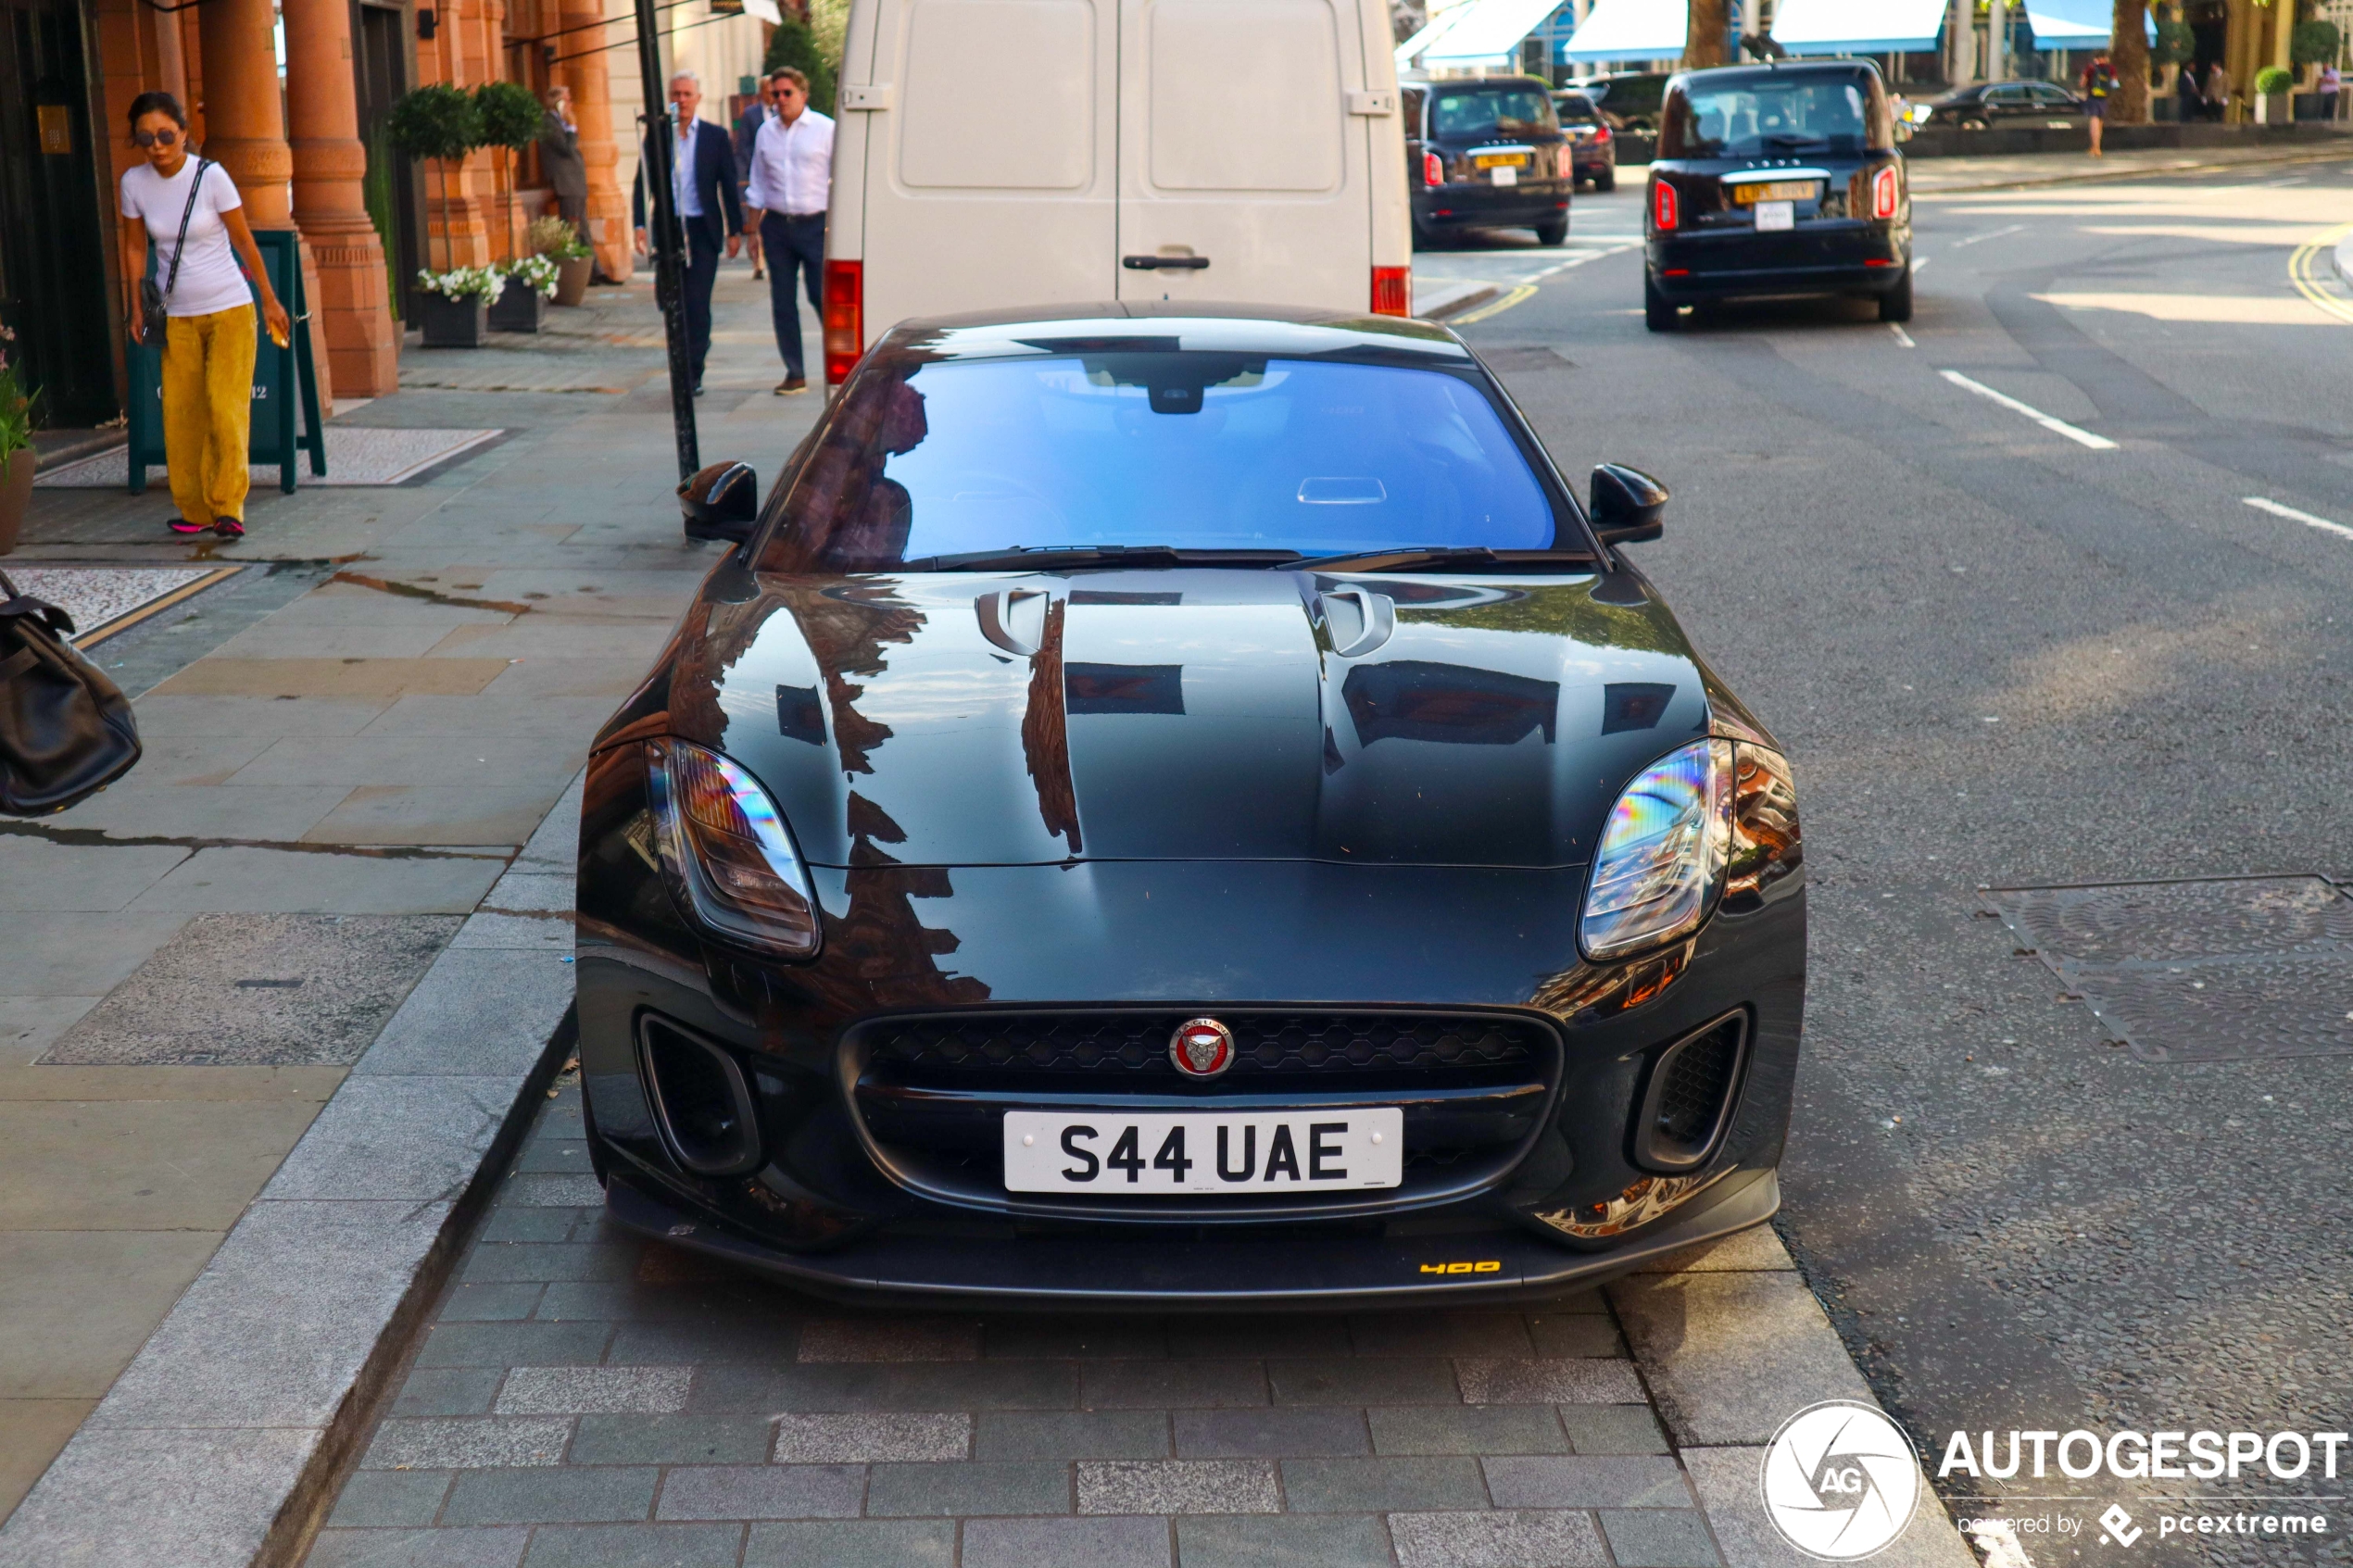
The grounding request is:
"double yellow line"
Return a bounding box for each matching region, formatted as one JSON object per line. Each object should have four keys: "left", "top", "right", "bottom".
{"left": 2288, "top": 222, "right": 2353, "bottom": 326}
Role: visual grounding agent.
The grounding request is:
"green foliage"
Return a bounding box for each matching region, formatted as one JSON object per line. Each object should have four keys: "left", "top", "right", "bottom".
{"left": 362, "top": 121, "right": 402, "bottom": 322}
{"left": 2290, "top": 20, "right": 2341, "bottom": 66}
{"left": 0, "top": 330, "right": 34, "bottom": 475}
{"left": 385, "top": 83, "right": 482, "bottom": 163}
{"left": 761, "top": 15, "right": 839, "bottom": 115}
{"left": 474, "top": 81, "right": 545, "bottom": 152}
{"left": 527, "top": 215, "right": 591, "bottom": 260}
{"left": 2254, "top": 65, "right": 2294, "bottom": 94}
{"left": 2151, "top": 19, "right": 2194, "bottom": 66}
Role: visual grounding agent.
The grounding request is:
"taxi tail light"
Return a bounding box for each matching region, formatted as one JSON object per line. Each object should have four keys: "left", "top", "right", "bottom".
{"left": 1594, "top": 121, "right": 1612, "bottom": 143}
{"left": 1371, "top": 266, "right": 1412, "bottom": 318}
{"left": 1652, "top": 178, "right": 1679, "bottom": 232}
{"left": 1423, "top": 149, "right": 1444, "bottom": 185}
{"left": 1870, "top": 165, "right": 1900, "bottom": 220}
{"left": 1556, "top": 144, "right": 1575, "bottom": 179}
{"left": 823, "top": 258, "right": 862, "bottom": 385}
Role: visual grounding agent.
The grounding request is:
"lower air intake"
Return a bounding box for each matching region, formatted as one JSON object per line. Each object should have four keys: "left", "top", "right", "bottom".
{"left": 638, "top": 1015, "right": 763, "bottom": 1176}
{"left": 1632, "top": 1012, "right": 1747, "bottom": 1172}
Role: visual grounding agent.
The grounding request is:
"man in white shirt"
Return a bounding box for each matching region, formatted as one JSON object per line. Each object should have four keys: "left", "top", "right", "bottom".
{"left": 741, "top": 67, "right": 834, "bottom": 395}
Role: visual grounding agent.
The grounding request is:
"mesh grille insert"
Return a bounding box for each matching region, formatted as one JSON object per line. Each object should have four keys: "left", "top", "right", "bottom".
{"left": 1641, "top": 1016, "right": 1743, "bottom": 1167}
{"left": 863, "top": 1012, "right": 1543, "bottom": 1078}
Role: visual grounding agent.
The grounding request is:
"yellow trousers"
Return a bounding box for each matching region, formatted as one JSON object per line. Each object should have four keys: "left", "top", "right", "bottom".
{"left": 161, "top": 307, "right": 257, "bottom": 524}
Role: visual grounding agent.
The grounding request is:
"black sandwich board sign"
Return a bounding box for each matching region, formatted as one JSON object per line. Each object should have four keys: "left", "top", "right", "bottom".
{"left": 126, "top": 227, "right": 326, "bottom": 495}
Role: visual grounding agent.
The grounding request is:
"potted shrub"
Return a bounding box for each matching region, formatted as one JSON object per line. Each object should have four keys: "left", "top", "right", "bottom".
{"left": 415, "top": 266, "right": 504, "bottom": 348}
{"left": 386, "top": 84, "right": 484, "bottom": 334}
{"left": 491, "top": 254, "right": 557, "bottom": 332}
{"left": 0, "top": 327, "right": 34, "bottom": 557}
{"left": 2254, "top": 65, "right": 2294, "bottom": 124}
{"left": 527, "top": 215, "right": 595, "bottom": 307}
{"left": 475, "top": 82, "right": 547, "bottom": 331}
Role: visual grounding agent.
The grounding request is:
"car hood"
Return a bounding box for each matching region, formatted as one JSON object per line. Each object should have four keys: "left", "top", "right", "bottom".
{"left": 651, "top": 568, "right": 1744, "bottom": 871}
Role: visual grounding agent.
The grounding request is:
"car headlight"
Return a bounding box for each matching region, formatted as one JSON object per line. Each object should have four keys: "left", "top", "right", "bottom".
{"left": 645, "top": 739, "right": 822, "bottom": 959}
{"left": 1579, "top": 738, "right": 1735, "bottom": 960}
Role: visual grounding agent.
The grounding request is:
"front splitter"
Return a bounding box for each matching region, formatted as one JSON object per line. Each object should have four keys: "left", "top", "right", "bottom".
{"left": 603, "top": 1168, "right": 1780, "bottom": 1309}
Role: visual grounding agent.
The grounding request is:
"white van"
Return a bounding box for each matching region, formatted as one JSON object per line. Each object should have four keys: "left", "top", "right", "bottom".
{"left": 819, "top": 0, "right": 1414, "bottom": 383}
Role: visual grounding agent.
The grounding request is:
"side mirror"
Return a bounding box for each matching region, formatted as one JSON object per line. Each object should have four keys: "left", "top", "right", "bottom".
{"left": 1589, "top": 462, "right": 1667, "bottom": 546}
{"left": 679, "top": 460, "right": 759, "bottom": 544}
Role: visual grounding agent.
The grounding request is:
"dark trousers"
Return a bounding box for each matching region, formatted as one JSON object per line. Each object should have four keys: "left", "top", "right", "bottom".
{"left": 761, "top": 212, "right": 826, "bottom": 378}
{"left": 556, "top": 193, "right": 585, "bottom": 233}
{"left": 684, "top": 224, "right": 722, "bottom": 382}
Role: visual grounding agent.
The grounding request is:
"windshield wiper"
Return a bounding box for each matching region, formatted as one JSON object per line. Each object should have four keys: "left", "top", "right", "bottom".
{"left": 1299, "top": 546, "right": 1596, "bottom": 573}
{"left": 907, "top": 546, "right": 1305, "bottom": 572}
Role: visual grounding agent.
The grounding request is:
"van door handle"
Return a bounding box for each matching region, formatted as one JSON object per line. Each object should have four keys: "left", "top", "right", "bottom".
{"left": 1123, "top": 255, "right": 1211, "bottom": 270}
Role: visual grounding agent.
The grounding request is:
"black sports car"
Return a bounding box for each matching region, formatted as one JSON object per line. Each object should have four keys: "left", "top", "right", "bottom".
{"left": 575, "top": 305, "right": 1806, "bottom": 1305}
{"left": 1644, "top": 60, "right": 1913, "bottom": 330}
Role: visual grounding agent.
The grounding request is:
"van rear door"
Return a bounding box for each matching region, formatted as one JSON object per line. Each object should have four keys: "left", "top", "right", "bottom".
{"left": 854, "top": 0, "right": 1119, "bottom": 334}
{"left": 1114, "top": 0, "right": 1378, "bottom": 311}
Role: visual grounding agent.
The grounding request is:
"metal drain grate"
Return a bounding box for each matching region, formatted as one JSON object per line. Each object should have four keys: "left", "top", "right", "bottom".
{"left": 1982, "top": 875, "right": 2353, "bottom": 1063}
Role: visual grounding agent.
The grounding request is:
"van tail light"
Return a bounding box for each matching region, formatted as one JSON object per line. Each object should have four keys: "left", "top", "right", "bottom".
{"left": 1870, "top": 165, "right": 1900, "bottom": 221}
{"left": 1652, "top": 178, "right": 1679, "bottom": 232}
{"left": 1556, "top": 144, "right": 1575, "bottom": 179}
{"left": 1371, "top": 266, "right": 1412, "bottom": 318}
{"left": 1422, "top": 150, "right": 1444, "bottom": 186}
{"left": 823, "top": 259, "right": 863, "bottom": 385}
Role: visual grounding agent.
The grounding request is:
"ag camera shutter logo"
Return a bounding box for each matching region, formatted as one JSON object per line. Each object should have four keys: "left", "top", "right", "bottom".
{"left": 1760, "top": 1400, "right": 1923, "bottom": 1560}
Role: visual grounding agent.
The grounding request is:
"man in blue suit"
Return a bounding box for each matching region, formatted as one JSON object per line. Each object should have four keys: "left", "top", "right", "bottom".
{"left": 634, "top": 69, "right": 742, "bottom": 395}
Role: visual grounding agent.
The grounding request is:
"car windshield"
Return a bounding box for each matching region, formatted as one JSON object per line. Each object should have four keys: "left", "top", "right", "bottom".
{"left": 756, "top": 353, "right": 1563, "bottom": 572}
{"left": 1432, "top": 87, "right": 1557, "bottom": 138}
{"left": 1555, "top": 94, "right": 1603, "bottom": 125}
{"left": 1660, "top": 73, "right": 1890, "bottom": 157}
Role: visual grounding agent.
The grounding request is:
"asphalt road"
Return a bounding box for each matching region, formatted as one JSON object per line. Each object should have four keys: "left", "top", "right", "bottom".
{"left": 1443, "top": 161, "right": 2353, "bottom": 1563}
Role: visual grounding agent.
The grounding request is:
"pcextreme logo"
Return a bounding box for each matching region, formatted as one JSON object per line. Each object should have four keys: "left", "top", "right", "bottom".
{"left": 1760, "top": 1400, "right": 1923, "bottom": 1561}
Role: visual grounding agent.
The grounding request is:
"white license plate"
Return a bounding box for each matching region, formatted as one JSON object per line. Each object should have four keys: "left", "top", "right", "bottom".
{"left": 1754, "top": 199, "right": 1794, "bottom": 232}
{"left": 1003, "top": 1110, "right": 1404, "bottom": 1194}
{"left": 1489, "top": 165, "right": 1518, "bottom": 187}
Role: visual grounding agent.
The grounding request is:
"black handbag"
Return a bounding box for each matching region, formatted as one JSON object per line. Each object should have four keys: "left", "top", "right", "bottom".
{"left": 137, "top": 157, "right": 212, "bottom": 351}
{"left": 0, "top": 570, "right": 144, "bottom": 815}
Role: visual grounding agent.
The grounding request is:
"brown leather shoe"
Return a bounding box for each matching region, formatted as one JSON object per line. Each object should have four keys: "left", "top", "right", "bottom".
{"left": 775, "top": 376, "right": 808, "bottom": 395}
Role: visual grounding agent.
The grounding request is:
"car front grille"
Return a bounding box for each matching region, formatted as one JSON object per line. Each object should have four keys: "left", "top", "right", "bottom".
{"left": 862, "top": 1011, "right": 1543, "bottom": 1081}
{"left": 1654, "top": 1024, "right": 1739, "bottom": 1147}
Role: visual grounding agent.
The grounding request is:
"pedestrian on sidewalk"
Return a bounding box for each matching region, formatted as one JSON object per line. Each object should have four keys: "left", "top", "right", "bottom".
{"left": 2204, "top": 61, "right": 2232, "bottom": 122}
{"left": 2080, "top": 51, "right": 2116, "bottom": 157}
{"left": 2321, "top": 64, "right": 2342, "bottom": 122}
{"left": 734, "top": 78, "right": 779, "bottom": 280}
{"left": 540, "top": 85, "right": 588, "bottom": 238}
{"left": 742, "top": 66, "right": 833, "bottom": 396}
{"left": 634, "top": 69, "right": 741, "bottom": 397}
{"left": 119, "top": 91, "right": 289, "bottom": 541}
{"left": 2175, "top": 61, "right": 2205, "bottom": 123}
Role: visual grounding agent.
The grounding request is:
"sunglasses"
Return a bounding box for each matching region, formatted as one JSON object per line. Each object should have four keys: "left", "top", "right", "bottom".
{"left": 133, "top": 128, "right": 181, "bottom": 147}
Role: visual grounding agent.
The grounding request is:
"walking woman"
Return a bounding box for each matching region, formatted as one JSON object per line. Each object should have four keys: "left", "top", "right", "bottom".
{"left": 119, "top": 92, "right": 289, "bottom": 538}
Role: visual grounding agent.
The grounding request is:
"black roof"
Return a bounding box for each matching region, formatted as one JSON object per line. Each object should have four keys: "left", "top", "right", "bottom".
{"left": 1670, "top": 59, "right": 1885, "bottom": 87}
{"left": 877, "top": 306, "right": 1472, "bottom": 364}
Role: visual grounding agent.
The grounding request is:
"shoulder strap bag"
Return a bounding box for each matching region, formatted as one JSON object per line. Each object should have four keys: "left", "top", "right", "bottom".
{"left": 137, "top": 157, "right": 213, "bottom": 351}
{"left": 0, "top": 570, "right": 144, "bottom": 815}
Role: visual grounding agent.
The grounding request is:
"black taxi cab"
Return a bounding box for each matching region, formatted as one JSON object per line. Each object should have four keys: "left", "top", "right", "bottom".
{"left": 1406, "top": 77, "right": 1573, "bottom": 247}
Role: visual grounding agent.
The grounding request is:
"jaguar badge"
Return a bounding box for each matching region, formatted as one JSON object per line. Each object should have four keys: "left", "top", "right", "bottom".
{"left": 1169, "top": 1017, "right": 1235, "bottom": 1079}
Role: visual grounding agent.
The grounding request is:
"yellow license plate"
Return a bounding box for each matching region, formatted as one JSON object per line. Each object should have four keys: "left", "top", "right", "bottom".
{"left": 1473, "top": 153, "right": 1529, "bottom": 169}
{"left": 1730, "top": 181, "right": 1817, "bottom": 205}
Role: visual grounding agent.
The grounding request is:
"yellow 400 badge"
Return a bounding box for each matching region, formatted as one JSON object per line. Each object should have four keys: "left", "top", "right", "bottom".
{"left": 1418, "top": 1260, "right": 1504, "bottom": 1274}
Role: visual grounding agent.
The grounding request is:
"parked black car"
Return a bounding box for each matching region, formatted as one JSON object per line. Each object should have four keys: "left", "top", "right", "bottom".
{"left": 1405, "top": 77, "right": 1572, "bottom": 246}
{"left": 1643, "top": 60, "right": 1913, "bottom": 330}
{"left": 576, "top": 304, "right": 1807, "bottom": 1306}
{"left": 1554, "top": 90, "right": 1619, "bottom": 191}
{"left": 1575, "top": 72, "right": 1672, "bottom": 133}
{"left": 1917, "top": 79, "right": 2086, "bottom": 130}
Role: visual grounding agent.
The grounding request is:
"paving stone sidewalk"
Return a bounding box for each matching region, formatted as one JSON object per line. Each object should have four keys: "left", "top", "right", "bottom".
{"left": 0, "top": 260, "right": 824, "bottom": 1537}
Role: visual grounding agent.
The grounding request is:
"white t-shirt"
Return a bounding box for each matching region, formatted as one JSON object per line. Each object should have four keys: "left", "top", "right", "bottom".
{"left": 120, "top": 158, "right": 253, "bottom": 319}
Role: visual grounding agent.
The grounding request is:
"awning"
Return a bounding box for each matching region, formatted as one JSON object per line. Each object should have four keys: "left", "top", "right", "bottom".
{"left": 1395, "top": 0, "right": 1480, "bottom": 70}
{"left": 1419, "top": 0, "right": 1568, "bottom": 66}
{"left": 2022, "top": 0, "right": 2150, "bottom": 49}
{"left": 1769, "top": 0, "right": 1945, "bottom": 55}
{"left": 1562, "top": 0, "right": 1687, "bottom": 63}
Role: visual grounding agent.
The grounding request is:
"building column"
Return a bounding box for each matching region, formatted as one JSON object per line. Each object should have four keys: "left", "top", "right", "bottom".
{"left": 283, "top": 0, "right": 399, "bottom": 395}
{"left": 560, "top": 0, "right": 633, "bottom": 281}
{"left": 195, "top": 0, "right": 333, "bottom": 408}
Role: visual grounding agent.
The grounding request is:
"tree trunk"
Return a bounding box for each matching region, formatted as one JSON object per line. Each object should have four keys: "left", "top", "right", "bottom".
{"left": 1684, "top": 0, "right": 1730, "bottom": 68}
{"left": 2111, "top": 0, "right": 2151, "bottom": 123}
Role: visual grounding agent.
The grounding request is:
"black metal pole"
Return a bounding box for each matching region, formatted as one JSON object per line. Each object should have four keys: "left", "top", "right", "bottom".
{"left": 633, "top": 0, "right": 699, "bottom": 482}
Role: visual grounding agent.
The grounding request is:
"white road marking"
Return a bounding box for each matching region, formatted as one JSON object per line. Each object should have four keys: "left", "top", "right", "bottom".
{"left": 1937, "top": 370, "right": 2120, "bottom": 449}
{"left": 1888, "top": 323, "right": 1916, "bottom": 348}
{"left": 1947, "top": 222, "right": 2027, "bottom": 250}
{"left": 2245, "top": 495, "right": 2353, "bottom": 541}
{"left": 1912, "top": 256, "right": 1931, "bottom": 275}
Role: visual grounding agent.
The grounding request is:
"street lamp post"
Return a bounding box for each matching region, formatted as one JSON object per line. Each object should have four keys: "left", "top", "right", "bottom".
{"left": 633, "top": 0, "right": 700, "bottom": 483}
